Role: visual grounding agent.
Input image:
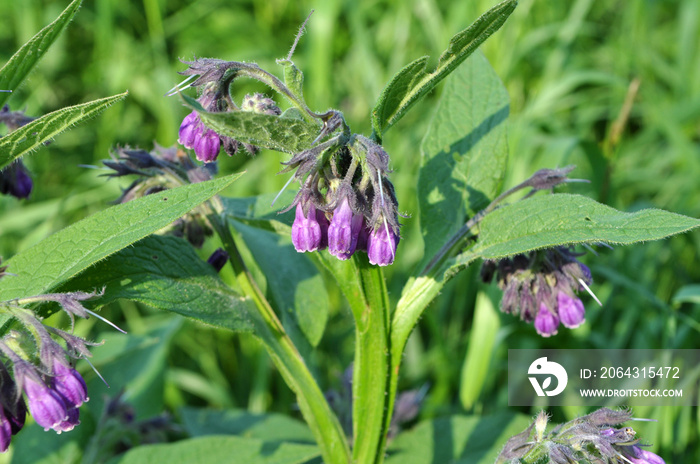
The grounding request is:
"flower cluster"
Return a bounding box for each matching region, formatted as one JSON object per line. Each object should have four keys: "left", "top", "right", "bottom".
{"left": 177, "top": 79, "right": 280, "bottom": 162}
{"left": 0, "top": 290, "right": 109, "bottom": 451}
{"left": 172, "top": 58, "right": 402, "bottom": 266}
{"left": 481, "top": 246, "right": 593, "bottom": 337}
{"left": 102, "top": 145, "right": 215, "bottom": 248}
{"left": 286, "top": 134, "right": 401, "bottom": 266}
{"left": 0, "top": 106, "right": 37, "bottom": 199}
{"left": 497, "top": 408, "right": 665, "bottom": 464}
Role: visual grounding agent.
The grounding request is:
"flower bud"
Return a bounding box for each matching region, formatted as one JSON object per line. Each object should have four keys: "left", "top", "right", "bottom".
{"left": 557, "top": 292, "right": 585, "bottom": 328}
{"left": 52, "top": 363, "right": 88, "bottom": 408}
{"left": 292, "top": 203, "right": 323, "bottom": 252}
{"left": 534, "top": 303, "right": 559, "bottom": 337}
{"left": 367, "top": 224, "right": 399, "bottom": 266}
{"left": 177, "top": 111, "right": 201, "bottom": 149}
{"left": 193, "top": 129, "right": 221, "bottom": 163}
{"left": 14, "top": 363, "right": 68, "bottom": 431}
{"left": 207, "top": 248, "right": 229, "bottom": 272}
{"left": 0, "top": 161, "right": 33, "bottom": 199}
{"left": 328, "top": 198, "right": 363, "bottom": 260}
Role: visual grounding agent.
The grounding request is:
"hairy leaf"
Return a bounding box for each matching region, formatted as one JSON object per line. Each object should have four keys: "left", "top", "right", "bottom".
{"left": 0, "top": 92, "right": 128, "bottom": 169}
{"left": 0, "top": 0, "right": 82, "bottom": 107}
{"left": 371, "top": 0, "right": 516, "bottom": 138}
{"left": 61, "top": 235, "right": 253, "bottom": 333}
{"left": 418, "top": 51, "right": 509, "bottom": 269}
{"left": 110, "top": 435, "right": 319, "bottom": 464}
{"left": 0, "top": 173, "right": 243, "bottom": 307}
{"left": 183, "top": 95, "right": 319, "bottom": 154}
{"left": 464, "top": 193, "right": 700, "bottom": 261}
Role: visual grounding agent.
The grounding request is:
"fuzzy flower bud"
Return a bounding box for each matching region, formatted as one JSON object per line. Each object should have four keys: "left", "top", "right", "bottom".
{"left": 534, "top": 303, "right": 559, "bottom": 337}
{"left": 0, "top": 161, "right": 33, "bottom": 199}
{"left": 0, "top": 409, "right": 12, "bottom": 452}
{"left": 367, "top": 224, "right": 399, "bottom": 266}
{"left": 193, "top": 129, "right": 221, "bottom": 163}
{"left": 292, "top": 202, "right": 324, "bottom": 253}
{"left": 177, "top": 111, "right": 200, "bottom": 149}
{"left": 14, "top": 362, "right": 68, "bottom": 432}
{"left": 557, "top": 292, "right": 585, "bottom": 328}
{"left": 328, "top": 198, "right": 363, "bottom": 260}
{"left": 51, "top": 363, "right": 88, "bottom": 408}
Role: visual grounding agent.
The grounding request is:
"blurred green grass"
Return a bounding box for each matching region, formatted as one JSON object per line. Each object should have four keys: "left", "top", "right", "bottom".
{"left": 1, "top": 0, "right": 699, "bottom": 461}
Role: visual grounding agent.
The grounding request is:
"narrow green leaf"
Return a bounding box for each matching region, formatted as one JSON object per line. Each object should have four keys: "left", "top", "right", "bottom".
{"left": 0, "top": 173, "right": 243, "bottom": 304}
{"left": 0, "top": 0, "right": 82, "bottom": 107}
{"left": 232, "top": 220, "right": 328, "bottom": 346}
{"left": 459, "top": 289, "right": 500, "bottom": 410}
{"left": 418, "top": 51, "right": 509, "bottom": 268}
{"left": 466, "top": 193, "right": 700, "bottom": 260}
{"left": 0, "top": 92, "right": 128, "bottom": 169}
{"left": 109, "top": 435, "right": 320, "bottom": 464}
{"left": 60, "top": 235, "right": 253, "bottom": 333}
{"left": 371, "top": 0, "right": 517, "bottom": 138}
{"left": 385, "top": 413, "right": 532, "bottom": 464}
{"left": 183, "top": 95, "right": 319, "bottom": 154}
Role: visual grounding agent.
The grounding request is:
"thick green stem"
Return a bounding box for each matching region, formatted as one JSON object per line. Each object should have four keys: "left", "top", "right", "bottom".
{"left": 208, "top": 210, "right": 351, "bottom": 464}
{"left": 352, "top": 257, "right": 391, "bottom": 464}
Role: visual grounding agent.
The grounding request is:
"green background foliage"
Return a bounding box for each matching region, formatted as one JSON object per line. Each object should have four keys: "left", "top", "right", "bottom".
{"left": 1, "top": 0, "right": 699, "bottom": 462}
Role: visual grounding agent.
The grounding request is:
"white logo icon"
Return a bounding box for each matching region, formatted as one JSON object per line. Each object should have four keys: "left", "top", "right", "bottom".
{"left": 528, "top": 357, "right": 568, "bottom": 397}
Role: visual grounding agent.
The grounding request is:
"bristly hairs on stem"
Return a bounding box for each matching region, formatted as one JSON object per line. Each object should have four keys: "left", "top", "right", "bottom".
{"left": 285, "top": 10, "right": 315, "bottom": 62}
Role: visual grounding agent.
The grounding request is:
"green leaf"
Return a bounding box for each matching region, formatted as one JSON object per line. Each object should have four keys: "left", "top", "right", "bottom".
{"left": 459, "top": 289, "right": 500, "bottom": 410}
{"left": 418, "top": 51, "right": 509, "bottom": 268}
{"left": 183, "top": 95, "right": 319, "bottom": 154}
{"left": 0, "top": 92, "right": 128, "bottom": 169}
{"left": 0, "top": 0, "right": 82, "bottom": 108}
{"left": 180, "top": 407, "right": 315, "bottom": 443}
{"left": 108, "top": 435, "right": 320, "bottom": 464}
{"left": 60, "top": 235, "right": 253, "bottom": 333}
{"left": 464, "top": 193, "right": 700, "bottom": 261}
{"left": 0, "top": 172, "right": 243, "bottom": 306}
{"left": 385, "top": 413, "right": 532, "bottom": 464}
{"left": 221, "top": 192, "right": 295, "bottom": 233}
{"left": 371, "top": 0, "right": 516, "bottom": 138}
{"left": 672, "top": 285, "right": 700, "bottom": 305}
{"left": 232, "top": 220, "right": 328, "bottom": 346}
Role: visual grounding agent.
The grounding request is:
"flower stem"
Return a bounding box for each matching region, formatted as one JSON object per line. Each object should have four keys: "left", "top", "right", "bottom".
{"left": 352, "top": 256, "right": 391, "bottom": 464}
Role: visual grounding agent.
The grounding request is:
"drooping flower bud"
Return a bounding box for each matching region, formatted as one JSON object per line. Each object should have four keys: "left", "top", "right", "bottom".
{"left": 557, "top": 291, "right": 585, "bottom": 328}
{"left": 292, "top": 202, "right": 323, "bottom": 252}
{"left": 207, "top": 248, "right": 229, "bottom": 272}
{"left": 13, "top": 362, "right": 68, "bottom": 432}
{"left": 51, "top": 363, "right": 88, "bottom": 409}
{"left": 0, "top": 161, "right": 33, "bottom": 199}
{"left": 367, "top": 224, "right": 399, "bottom": 266}
{"left": 534, "top": 303, "right": 559, "bottom": 337}
{"left": 177, "top": 111, "right": 200, "bottom": 149}
{"left": 193, "top": 129, "right": 221, "bottom": 163}
{"left": 328, "top": 198, "right": 363, "bottom": 260}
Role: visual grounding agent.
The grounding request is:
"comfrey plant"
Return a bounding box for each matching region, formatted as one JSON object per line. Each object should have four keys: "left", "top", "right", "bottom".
{"left": 497, "top": 408, "right": 665, "bottom": 464}
{"left": 0, "top": 0, "right": 698, "bottom": 462}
